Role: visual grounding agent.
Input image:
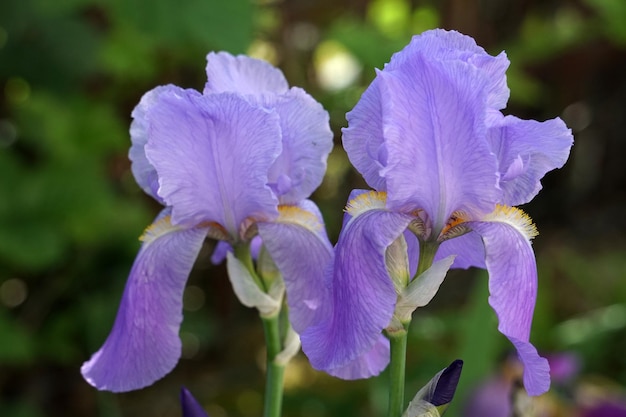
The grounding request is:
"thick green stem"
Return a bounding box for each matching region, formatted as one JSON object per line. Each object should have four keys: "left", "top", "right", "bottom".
{"left": 261, "top": 313, "right": 285, "bottom": 417}
{"left": 387, "top": 326, "right": 409, "bottom": 417}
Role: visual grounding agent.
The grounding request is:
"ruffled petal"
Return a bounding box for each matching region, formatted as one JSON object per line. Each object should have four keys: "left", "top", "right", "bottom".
{"left": 385, "top": 29, "right": 510, "bottom": 110}
{"left": 129, "top": 85, "right": 182, "bottom": 204}
{"left": 81, "top": 210, "right": 208, "bottom": 392}
{"left": 325, "top": 335, "right": 390, "bottom": 380}
{"left": 300, "top": 208, "right": 412, "bottom": 379}
{"left": 144, "top": 90, "right": 281, "bottom": 235}
{"left": 379, "top": 55, "right": 498, "bottom": 230}
{"left": 265, "top": 87, "right": 334, "bottom": 204}
{"left": 342, "top": 75, "right": 388, "bottom": 191}
{"left": 469, "top": 219, "right": 550, "bottom": 395}
{"left": 257, "top": 204, "right": 334, "bottom": 332}
{"left": 204, "top": 52, "right": 289, "bottom": 96}
{"left": 488, "top": 114, "right": 574, "bottom": 206}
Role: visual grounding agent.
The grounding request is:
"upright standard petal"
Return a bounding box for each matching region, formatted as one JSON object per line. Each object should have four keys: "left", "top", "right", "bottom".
{"left": 301, "top": 208, "right": 412, "bottom": 378}
{"left": 380, "top": 55, "right": 498, "bottom": 230}
{"left": 129, "top": 85, "right": 181, "bottom": 204}
{"left": 488, "top": 115, "right": 574, "bottom": 206}
{"left": 145, "top": 91, "right": 282, "bottom": 235}
{"left": 342, "top": 75, "right": 388, "bottom": 191}
{"left": 469, "top": 210, "right": 550, "bottom": 395}
{"left": 385, "top": 29, "right": 511, "bottom": 110}
{"left": 204, "top": 52, "right": 289, "bottom": 96}
{"left": 81, "top": 211, "right": 208, "bottom": 392}
{"left": 257, "top": 204, "right": 334, "bottom": 332}
{"left": 265, "top": 88, "right": 334, "bottom": 204}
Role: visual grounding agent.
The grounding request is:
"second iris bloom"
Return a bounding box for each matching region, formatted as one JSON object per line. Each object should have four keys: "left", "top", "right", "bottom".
{"left": 81, "top": 52, "right": 335, "bottom": 392}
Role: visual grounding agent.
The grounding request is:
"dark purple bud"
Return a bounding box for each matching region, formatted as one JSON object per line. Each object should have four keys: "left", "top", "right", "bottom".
{"left": 180, "top": 387, "right": 209, "bottom": 417}
{"left": 431, "top": 359, "right": 463, "bottom": 406}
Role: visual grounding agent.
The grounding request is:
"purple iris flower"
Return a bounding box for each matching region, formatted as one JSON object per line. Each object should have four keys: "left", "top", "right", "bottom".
{"left": 300, "top": 29, "right": 573, "bottom": 396}
{"left": 81, "top": 52, "right": 334, "bottom": 392}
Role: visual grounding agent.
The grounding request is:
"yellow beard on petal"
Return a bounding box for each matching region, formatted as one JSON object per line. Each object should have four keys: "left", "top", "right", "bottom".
{"left": 139, "top": 215, "right": 180, "bottom": 243}
{"left": 344, "top": 190, "right": 387, "bottom": 218}
{"left": 276, "top": 205, "right": 324, "bottom": 233}
{"left": 482, "top": 204, "right": 539, "bottom": 241}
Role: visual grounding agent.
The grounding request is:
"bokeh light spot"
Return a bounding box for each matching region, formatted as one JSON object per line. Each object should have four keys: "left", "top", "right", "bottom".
{"left": 0, "top": 278, "right": 28, "bottom": 308}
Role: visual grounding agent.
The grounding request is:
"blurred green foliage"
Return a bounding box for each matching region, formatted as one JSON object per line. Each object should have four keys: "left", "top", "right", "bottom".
{"left": 1, "top": 0, "right": 626, "bottom": 416}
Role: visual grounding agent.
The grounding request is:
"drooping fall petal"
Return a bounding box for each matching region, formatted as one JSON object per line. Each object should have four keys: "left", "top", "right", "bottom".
{"left": 301, "top": 208, "right": 412, "bottom": 378}
{"left": 81, "top": 211, "right": 208, "bottom": 392}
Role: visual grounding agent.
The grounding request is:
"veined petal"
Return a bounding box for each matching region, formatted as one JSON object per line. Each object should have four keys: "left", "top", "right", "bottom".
{"left": 342, "top": 75, "right": 388, "bottom": 191}
{"left": 300, "top": 208, "right": 412, "bottom": 378}
{"left": 81, "top": 210, "right": 208, "bottom": 392}
{"left": 325, "top": 335, "right": 390, "bottom": 380}
{"left": 129, "top": 85, "right": 182, "bottom": 204}
{"left": 257, "top": 204, "right": 334, "bottom": 332}
{"left": 385, "top": 30, "right": 510, "bottom": 110}
{"left": 265, "top": 87, "right": 334, "bottom": 204}
{"left": 469, "top": 206, "right": 549, "bottom": 395}
{"left": 488, "top": 114, "right": 574, "bottom": 206}
{"left": 145, "top": 91, "right": 281, "bottom": 235}
{"left": 204, "top": 52, "right": 289, "bottom": 95}
{"left": 379, "top": 55, "right": 498, "bottom": 231}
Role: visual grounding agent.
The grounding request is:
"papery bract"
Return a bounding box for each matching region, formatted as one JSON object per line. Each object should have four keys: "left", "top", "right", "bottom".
{"left": 301, "top": 29, "right": 573, "bottom": 396}
{"left": 81, "top": 53, "right": 334, "bottom": 392}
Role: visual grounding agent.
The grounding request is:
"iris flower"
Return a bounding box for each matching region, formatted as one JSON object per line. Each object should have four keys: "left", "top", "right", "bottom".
{"left": 81, "top": 52, "right": 334, "bottom": 392}
{"left": 300, "top": 29, "right": 573, "bottom": 395}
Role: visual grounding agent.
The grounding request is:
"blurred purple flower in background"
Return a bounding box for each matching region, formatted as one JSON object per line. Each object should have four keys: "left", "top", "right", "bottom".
{"left": 301, "top": 29, "right": 573, "bottom": 396}
{"left": 81, "top": 53, "right": 334, "bottom": 392}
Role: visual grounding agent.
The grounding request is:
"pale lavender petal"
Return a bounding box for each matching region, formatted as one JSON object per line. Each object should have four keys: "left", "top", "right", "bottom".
{"left": 469, "top": 220, "right": 550, "bottom": 395}
{"left": 265, "top": 87, "right": 334, "bottom": 204}
{"left": 129, "top": 85, "right": 182, "bottom": 204}
{"left": 204, "top": 52, "right": 288, "bottom": 96}
{"left": 435, "top": 231, "right": 486, "bottom": 270}
{"left": 379, "top": 56, "right": 498, "bottom": 231}
{"left": 257, "top": 205, "right": 334, "bottom": 332}
{"left": 81, "top": 210, "right": 208, "bottom": 392}
{"left": 342, "top": 74, "right": 388, "bottom": 191}
{"left": 181, "top": 387, "right": 210, "bottom": 417}
{"left": 300, "top": 209, "right": 412, "bottom": 378}
{"left": 325, "top": 335, "right": 390, "bottom": 379}
{"left": 385, "top": 29, "right": 510, "bottom": 110}
{"left": 145, "top": 91, "right": 281, "bottom": 235}
{"left": 488, "top": 115, "right": 574, "bottom": 206}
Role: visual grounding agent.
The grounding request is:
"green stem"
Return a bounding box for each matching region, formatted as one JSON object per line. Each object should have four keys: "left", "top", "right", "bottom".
{"left": 387, "top": 240, "right": 440, "bottom": 417}
{"left": 387, "top": 326, "right": 409, "bottom": 417}
{"left": 261, "top": 313, "right": 285, "bottom": 417}
{"left": 234, "top": 243, "right": 285, "bottom": 417}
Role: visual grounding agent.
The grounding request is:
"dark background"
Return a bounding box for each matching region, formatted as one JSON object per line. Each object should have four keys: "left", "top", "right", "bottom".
{"left": 1, "top": 0, "right": 625, "bottom": 416}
